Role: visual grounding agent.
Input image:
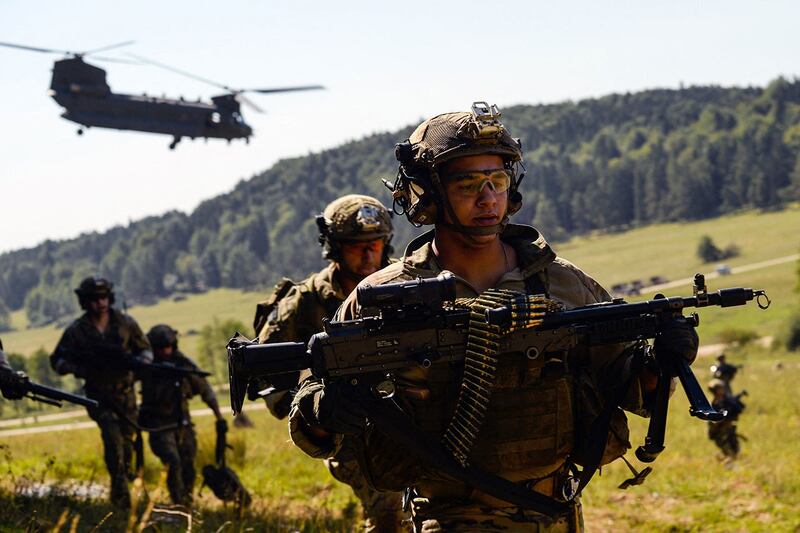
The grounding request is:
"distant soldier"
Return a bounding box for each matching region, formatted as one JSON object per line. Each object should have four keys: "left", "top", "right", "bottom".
{"left": 139, "top": 324, "right": 224, "bottom": 506}
{"left": 710, "top": 353, "right": 739, "bottom": 393}
{"left": 252, "top": 194, "right": 407, "bottom": 532}
{"left": 707, "top": 378, "right": 746, "bottom": 461}
{"left": 0, "top": 338, "right": 27, "bottom": 401}
{"left": 51, "top": 277, "right": 152, "bottom": 508}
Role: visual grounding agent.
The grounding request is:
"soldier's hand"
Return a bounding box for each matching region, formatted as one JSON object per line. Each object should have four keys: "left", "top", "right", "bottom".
{"left": 295, "top": 380, "right": 369, "bottom": 435}
{"left": 53, "top": 358, "right": 77, "bottom": 376}
{"left": 0, "top": 370, "right": 29, "bottom": 400}
{"left": 655, "top": 316, "right": 699, "bottom": 366}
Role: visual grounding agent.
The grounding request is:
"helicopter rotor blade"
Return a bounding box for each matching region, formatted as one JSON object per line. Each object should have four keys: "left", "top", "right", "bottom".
{"left": 234, "top": 93, "right": 265, "bottom": 114}
{"left": 91, "top": 55, "right": 143, "bottom": 65}
{"left": 244, "top": 85, "right": 325, "bottom": 94}
{"left": 84, "top": 40, "right": 136, "bottom": 56}
{"left": 0, "top": 41, "right": 71, "bottom": 55}
{"left": 126, "top": 53, "right": 232, "bottom": 91}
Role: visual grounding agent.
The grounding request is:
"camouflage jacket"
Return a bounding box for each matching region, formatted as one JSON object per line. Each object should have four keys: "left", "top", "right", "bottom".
{"left": 138, "top": 351, "right": 219, "bottom": 428}
{"left": 257, "top": 262, "right": 346, "bottom": 345}
{"left": 290, "top": 225, "right": 646, "bottom": 500}
{"left": 51, "top": 308, "right": 151, "bottom": 404}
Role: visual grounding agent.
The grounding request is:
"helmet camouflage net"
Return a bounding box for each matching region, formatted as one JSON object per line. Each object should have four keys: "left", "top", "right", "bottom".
{"left": 316, "top": 194, "right": 393, "bottom": 260}
{"left": 389, "top": 102, "right": 524, "bottom": 229}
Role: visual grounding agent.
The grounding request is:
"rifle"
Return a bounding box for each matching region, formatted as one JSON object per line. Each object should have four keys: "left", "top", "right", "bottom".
{"left": 63, "top": 343, "right": 211, "bottom": 379}
{"left": 1, "top": 372, "right": 99, "bottom": 408}
{"left": 226, "top": 271, "right": 769, "bottom": 512}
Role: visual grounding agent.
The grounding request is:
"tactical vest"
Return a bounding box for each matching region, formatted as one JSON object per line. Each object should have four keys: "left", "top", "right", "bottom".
{"left": 356, "top": 270, "right": 631, "bottom": 493}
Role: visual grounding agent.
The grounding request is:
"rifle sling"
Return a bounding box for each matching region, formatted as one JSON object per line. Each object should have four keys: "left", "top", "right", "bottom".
{"left": 362, "top": 395, "right": 570, "bottom": 518}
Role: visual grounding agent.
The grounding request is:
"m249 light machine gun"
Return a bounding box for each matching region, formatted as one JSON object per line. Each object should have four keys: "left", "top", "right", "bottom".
{"left": 227, "top": 272, "right": 769, "bottom": 511}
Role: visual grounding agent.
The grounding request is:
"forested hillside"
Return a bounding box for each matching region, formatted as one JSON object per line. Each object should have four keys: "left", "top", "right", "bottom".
{"left": 2, "top": 78, "right": 800, "bottom": 327}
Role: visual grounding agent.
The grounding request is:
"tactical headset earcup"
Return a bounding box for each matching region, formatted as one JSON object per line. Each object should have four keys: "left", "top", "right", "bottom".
{"left": 507, "top": 190, "right": 522, "bottom": 216}
{"left": 394, "top": 140, "right": 414, "bottom": 165}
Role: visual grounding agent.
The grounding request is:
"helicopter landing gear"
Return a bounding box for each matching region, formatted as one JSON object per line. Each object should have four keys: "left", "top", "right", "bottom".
{"left": 77, "top": 128, "right": 84, "bottom": 136}
{"left": 169, "top": 136, "right": 181, "bottom": 150}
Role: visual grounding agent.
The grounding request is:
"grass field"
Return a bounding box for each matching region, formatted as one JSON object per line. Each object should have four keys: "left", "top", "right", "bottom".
{"left": 1, "top": 207, "right": 799, "bottom": 531}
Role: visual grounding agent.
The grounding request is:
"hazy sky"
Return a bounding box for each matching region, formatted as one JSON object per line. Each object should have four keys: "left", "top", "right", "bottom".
{"left": 1, "top": 0, "right": 797, "bottom": 253}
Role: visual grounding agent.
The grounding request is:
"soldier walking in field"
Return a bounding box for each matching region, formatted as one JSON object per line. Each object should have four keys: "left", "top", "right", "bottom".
{"left": 138, "top": 324, "right": 225, "bottom": 506}
{"left": 50, "top": 277, "right": 152, "bottom": 508}
{"left": 252, "top": 194, "right": 407, "bottom": 532}
{"left": 288, "top": 103, "right": 700, "bottom": 531}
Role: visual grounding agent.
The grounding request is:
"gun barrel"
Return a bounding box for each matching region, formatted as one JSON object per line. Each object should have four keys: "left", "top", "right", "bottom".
{"left": 26, "top": 381, "right": 98, "bottom": 408}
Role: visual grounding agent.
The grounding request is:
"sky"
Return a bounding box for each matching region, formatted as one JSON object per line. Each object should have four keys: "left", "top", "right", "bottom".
{"left": 1, "top": 0, "right": 798, "bottom": 253}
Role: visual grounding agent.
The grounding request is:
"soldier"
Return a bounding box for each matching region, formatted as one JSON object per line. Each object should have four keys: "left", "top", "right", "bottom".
{"left": 0, "top": 338, "right": 27, "bottom": 401}
{"left": 710, "top": 353, "right": 739, "bottom": 393}
{"left": 139, "top": 324, "right": 224, "bottom": 506}
{"left": 253, "top": 194, "right": 407, "bottom": 532}
{"left": 51, "top": 276, "right": 152, "bottom": 508}
{"left": 288, "top": 103, "right": 699, "bottom": 531}
{"left": 707, "top": 378, "right": 746, "bottom": 461}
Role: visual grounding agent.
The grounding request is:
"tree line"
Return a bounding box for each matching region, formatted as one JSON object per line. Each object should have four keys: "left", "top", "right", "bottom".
{"left": 2, "top": 78, "right": 800, "bottom": 327}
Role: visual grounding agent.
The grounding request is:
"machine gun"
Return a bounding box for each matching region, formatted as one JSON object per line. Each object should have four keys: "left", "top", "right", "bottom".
{"left": 229, "top": 271, "right": 768, "bottom": 452}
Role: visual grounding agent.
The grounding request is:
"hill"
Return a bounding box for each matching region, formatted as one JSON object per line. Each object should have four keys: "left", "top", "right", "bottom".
{"left": 2, "top": 78, "right": 800, "bottom": 327}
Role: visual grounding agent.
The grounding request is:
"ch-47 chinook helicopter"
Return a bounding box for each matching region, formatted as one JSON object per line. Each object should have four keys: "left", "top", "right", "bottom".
{"left": 0, "top": 40, "right": 324, "bottom": 149}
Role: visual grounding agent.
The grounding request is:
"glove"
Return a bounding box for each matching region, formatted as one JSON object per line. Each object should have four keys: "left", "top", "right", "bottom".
{"left": 0, "top": 370, "right": 28, "bottom": 400}
{"left": 53, "top": 358, "right": 77, "bottom": 376}
{"left": 216, "top": 418, "right": 228, "bottom": 434}
{"left": 295, "top": 379, "right": 369, "bottom": 435}
{"left": 654, "top": 316, "right": 699, "bottom": 366}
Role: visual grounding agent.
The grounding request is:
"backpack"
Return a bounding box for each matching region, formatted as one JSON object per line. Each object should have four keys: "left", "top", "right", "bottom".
{"left": 252, "top": 278, "right": 295, "bottom": 336}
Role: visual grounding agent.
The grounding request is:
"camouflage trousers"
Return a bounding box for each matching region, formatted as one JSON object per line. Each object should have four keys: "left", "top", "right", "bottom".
{"left": 87, "top": 399, "right": 137, "bottom": 509}
{"left": 708, "top": 420, "right": 740, "bottom": 458}
{"left": 149, "top": 424, "right": 198, "bottom": 505}
{"left": 325, "top": 456, "right": 409, "bottom": 532}
{"left": 410, "top": 497, "right": 583, "bottom": 533}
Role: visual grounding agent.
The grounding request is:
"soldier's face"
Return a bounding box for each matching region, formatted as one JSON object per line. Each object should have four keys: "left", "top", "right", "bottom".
{"left": 339, "top": 239, "right": 385, "bottom": 279}
{"left": 87, "top": 294, "right": 109, "bottom": 316}
{"left": 441, "top": 154, "right": 509, "bottom": 243}
{"left": 155, "top": 345, "right": 174, "bottom": 359}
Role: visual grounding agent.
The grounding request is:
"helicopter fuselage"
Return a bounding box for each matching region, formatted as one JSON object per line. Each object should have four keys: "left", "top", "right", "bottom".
{"left": 48, "top": 57, "right": 252, "bottom": 145}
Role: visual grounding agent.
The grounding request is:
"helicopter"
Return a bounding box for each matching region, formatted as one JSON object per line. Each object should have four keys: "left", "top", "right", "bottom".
{"left": 0, "top": 41, "right": 324, "bottom": 149}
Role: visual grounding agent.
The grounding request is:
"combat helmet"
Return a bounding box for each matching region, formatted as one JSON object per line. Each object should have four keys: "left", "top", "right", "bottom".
{"left": 316, "top": 194, "right": 394, "bottom": 262}
{"left": 74, "top": 276, "right": 115, "bottom": 309}
{"left": 388, "top": 101, "right": 524, "bottom": 235}
{"left": 147, "top": 324, "right": 179, "bottom": 351}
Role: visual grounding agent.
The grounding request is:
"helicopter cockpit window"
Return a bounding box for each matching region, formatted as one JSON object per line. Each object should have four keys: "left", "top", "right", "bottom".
{"left": 232, "top": 112, "right": 244, "bottom": 124}
{"left": 208, "top": 112, "right": 221, "bottom": 126}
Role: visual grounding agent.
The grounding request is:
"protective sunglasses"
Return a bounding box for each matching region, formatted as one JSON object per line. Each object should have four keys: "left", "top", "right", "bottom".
{"left": 445, "top": 169, "right": 512, "bottom": 196}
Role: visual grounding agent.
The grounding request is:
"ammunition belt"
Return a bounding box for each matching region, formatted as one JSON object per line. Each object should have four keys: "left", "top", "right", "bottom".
{"left": 442, "top": 289, "right": 558, "bottom": 467}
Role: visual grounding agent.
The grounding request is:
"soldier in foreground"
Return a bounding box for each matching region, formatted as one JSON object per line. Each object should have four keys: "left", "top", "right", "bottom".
{"left": 253, "top": 194, "right": 406, "bottom": 532}
{"left": 288, "top": 104, "right": 699, "bottom": 531}
{"left": 139, "top": 324, "right": 224, "bottom": 506}
{"left": 51, "top": 277, "right": 152, "bottom": 508}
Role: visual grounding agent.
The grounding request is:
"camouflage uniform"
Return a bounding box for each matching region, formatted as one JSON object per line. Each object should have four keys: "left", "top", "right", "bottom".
{"left": 51, "top": 306, "right": 151, "bottom": 508}
{"left": 289, "top": 105, "right": 670, "bottom": 532}
{"left": 291, "top": 226, "right": 646, "bottom": 532}
{"left": 707, "top": 379, "right": 745, "bottom": 460}
{"left": 255, "top": 195, "right": 407, "bottom": 532}
{"left": 139, "top": 350, "right": 220, "bottom": 505}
